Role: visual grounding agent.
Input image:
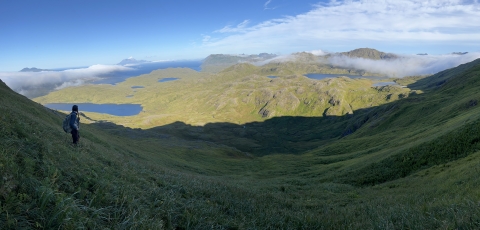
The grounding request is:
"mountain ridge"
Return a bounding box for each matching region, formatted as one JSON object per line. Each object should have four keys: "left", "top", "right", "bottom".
{"left": 117, "top": 57, "right": 150, "bottom": 66}
{"left": 19, "top": 67, "right": 52, "bottom": 72}
{"left": 335, "top": 48, "right": 398, "bottom": 60}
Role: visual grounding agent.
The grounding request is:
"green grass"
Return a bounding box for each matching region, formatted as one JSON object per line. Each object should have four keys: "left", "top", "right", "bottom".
{"left": 1, "top": 58, "right": 480, "bottom": 228}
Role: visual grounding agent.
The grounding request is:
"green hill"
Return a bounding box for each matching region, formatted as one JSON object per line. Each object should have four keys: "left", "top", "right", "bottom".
{"left": 201, "top": 53, "right": 277, "bottom": 72}
{"left": 2, "top": 58, "right": 480, "bottom": 228}
{"left": 336, "top": 48, "right": 398, "bottom": 60}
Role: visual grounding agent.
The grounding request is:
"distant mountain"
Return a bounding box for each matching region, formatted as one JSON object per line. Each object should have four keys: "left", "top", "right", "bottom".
{"left": 19, "top": 67, "right": 51, "bottom": 72}
{"left": 290, "top": 52, "right": 319, "bottom": 62}
{"left": 201, "top": 53, "right": 277, "bottom": 72}
{"left": 452, "top": 52, "right": 468, "bottom": 55}
{"left": 336, "top": 48, "right": 398, "bottom": 60}
{"left": 117, "top": 57, "right": 150, "bottom": 66}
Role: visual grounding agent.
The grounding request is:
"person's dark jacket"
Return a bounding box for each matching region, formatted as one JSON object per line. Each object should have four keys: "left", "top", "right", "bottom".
{"left": 69, "top": 111, "right": 80, "bottom": 131}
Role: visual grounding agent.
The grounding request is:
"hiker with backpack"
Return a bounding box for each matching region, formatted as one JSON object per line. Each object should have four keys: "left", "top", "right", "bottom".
{"left": 64, "top": 105, "right": 80, "bottom": 144}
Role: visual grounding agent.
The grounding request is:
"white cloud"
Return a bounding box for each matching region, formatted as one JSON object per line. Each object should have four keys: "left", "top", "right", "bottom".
{"left": 264, "top": 0, "right": 272, "bottom": 8}
{"left": 328, "top": 52, "right": 480, "bottom": 77}
{"left": 308, "top": 49, "right": 327, "bottom": 56}
{"left": 54, "top": 79, "right": 88, "bottom": 90}
{"left": 264, "top": 0, "right": 277, "bottom": 10}
{"left": 202, "top": 0, "right": 480, "bottom": 53}
{"left": 215, "top": 20, "right": 251, "bottom": 33}
{"left": 0, "top": 64, "right": 132, "bottom": 97}
{"left": 253, "top": 51, "right": 480, "bottom": 77}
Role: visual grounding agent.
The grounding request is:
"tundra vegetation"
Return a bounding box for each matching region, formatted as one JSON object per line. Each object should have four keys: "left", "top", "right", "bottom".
{"left": 2, "top": 52, "right": 480, "bottom": 229}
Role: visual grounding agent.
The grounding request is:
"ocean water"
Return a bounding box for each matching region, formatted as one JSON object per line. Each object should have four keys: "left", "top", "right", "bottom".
{"left": 93, "top": 60, "right": 202, "bottom": 85}
{"left": 45, "top": 103, "right": 143, "bottom": 116}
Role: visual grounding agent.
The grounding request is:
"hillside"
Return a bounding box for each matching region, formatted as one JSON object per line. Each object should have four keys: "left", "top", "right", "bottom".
{"left": 2, "top": 58, "right": 480, "bottom": 228}
{"left": 336, "top": 48, "right": 398, "bottom": 60}
{"left": 201, "top": 53, "right": 277, "bottom": 72}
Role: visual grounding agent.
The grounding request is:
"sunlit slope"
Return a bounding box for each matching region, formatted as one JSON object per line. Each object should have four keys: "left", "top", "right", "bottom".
{"left": 34, "top": 63, "right": 409, "bottom": 128}
{"left": 318, "top": 58, "right": 480, "bottom": 185}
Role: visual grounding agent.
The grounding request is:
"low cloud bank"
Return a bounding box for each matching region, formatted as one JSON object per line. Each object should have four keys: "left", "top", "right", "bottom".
{"left": 0, "top": 64, "right": 132, "bottom": 98}
{"left": 258, "top": 51, "right": 480, "bottom": 78}
{"left": 328, "top": 53, "right": 480, "bottom": 77}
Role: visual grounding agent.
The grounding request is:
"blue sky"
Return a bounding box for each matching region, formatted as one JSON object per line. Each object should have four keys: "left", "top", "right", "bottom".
{"left": 1, "top": 0, "right": 480, "bottom": 71}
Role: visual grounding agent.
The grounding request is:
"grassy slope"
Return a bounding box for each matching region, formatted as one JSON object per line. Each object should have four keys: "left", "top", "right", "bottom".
{"left": 2, "top": 59, "right": 480, "bottom": 228}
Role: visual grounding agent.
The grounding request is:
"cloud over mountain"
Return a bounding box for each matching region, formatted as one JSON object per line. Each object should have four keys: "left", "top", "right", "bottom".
{"left": 259, "top": 50, "right": 480, "bottom": 78}
{"left": 327, "top": 52, "right": 480, "bottom": 77}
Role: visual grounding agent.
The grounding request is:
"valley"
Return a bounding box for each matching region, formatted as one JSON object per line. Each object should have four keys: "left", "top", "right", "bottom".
{"left": 2, "top": 50, "right": 480, "bottom": 229}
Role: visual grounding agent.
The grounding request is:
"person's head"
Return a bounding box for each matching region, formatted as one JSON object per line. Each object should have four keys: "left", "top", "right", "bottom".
{"left": 72, "top": 105, "right": 78, "bottom": 112}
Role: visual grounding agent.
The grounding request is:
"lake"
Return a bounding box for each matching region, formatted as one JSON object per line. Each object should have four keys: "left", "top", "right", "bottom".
{"left": 158, "top": 78, "right": 179, "bottom": 83}
{"left": 372, "top": 82, "right": 399, "bottom": 87}
{"left": 305, "top": 73, "right": 388, "bottom": 81}
{"left": 45, "top": 103, "right": 143, "bottom": 116}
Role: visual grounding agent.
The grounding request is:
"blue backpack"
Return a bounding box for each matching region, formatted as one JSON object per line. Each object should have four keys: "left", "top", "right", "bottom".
{"left": 62, "top": 112, "right": 74, "bottom": 133}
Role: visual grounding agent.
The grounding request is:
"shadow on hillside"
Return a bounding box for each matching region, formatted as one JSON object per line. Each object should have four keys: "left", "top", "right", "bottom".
{"left": 92, "top": 101, "right": 400, "bottom": 156}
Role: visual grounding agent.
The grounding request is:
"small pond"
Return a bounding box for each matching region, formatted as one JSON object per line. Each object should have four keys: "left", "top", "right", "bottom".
{"left": 372, "top": 82, "right": 399, "bottom": 87}
{"left": 267, "top": 76, "right": 277, "bottom": 79}
{"left": 158, "top": 78, "right": 179, "bottom": 82}
{"left": 44, "top": 103, "right": 142, "bottom": 116}
{"left": 131, "top": 86, "right": 144, "bottom": 89}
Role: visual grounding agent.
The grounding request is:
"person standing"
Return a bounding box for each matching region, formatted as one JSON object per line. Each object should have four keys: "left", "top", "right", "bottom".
{"left": 69, "top": 105, "right": 80, "bottom": 144}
